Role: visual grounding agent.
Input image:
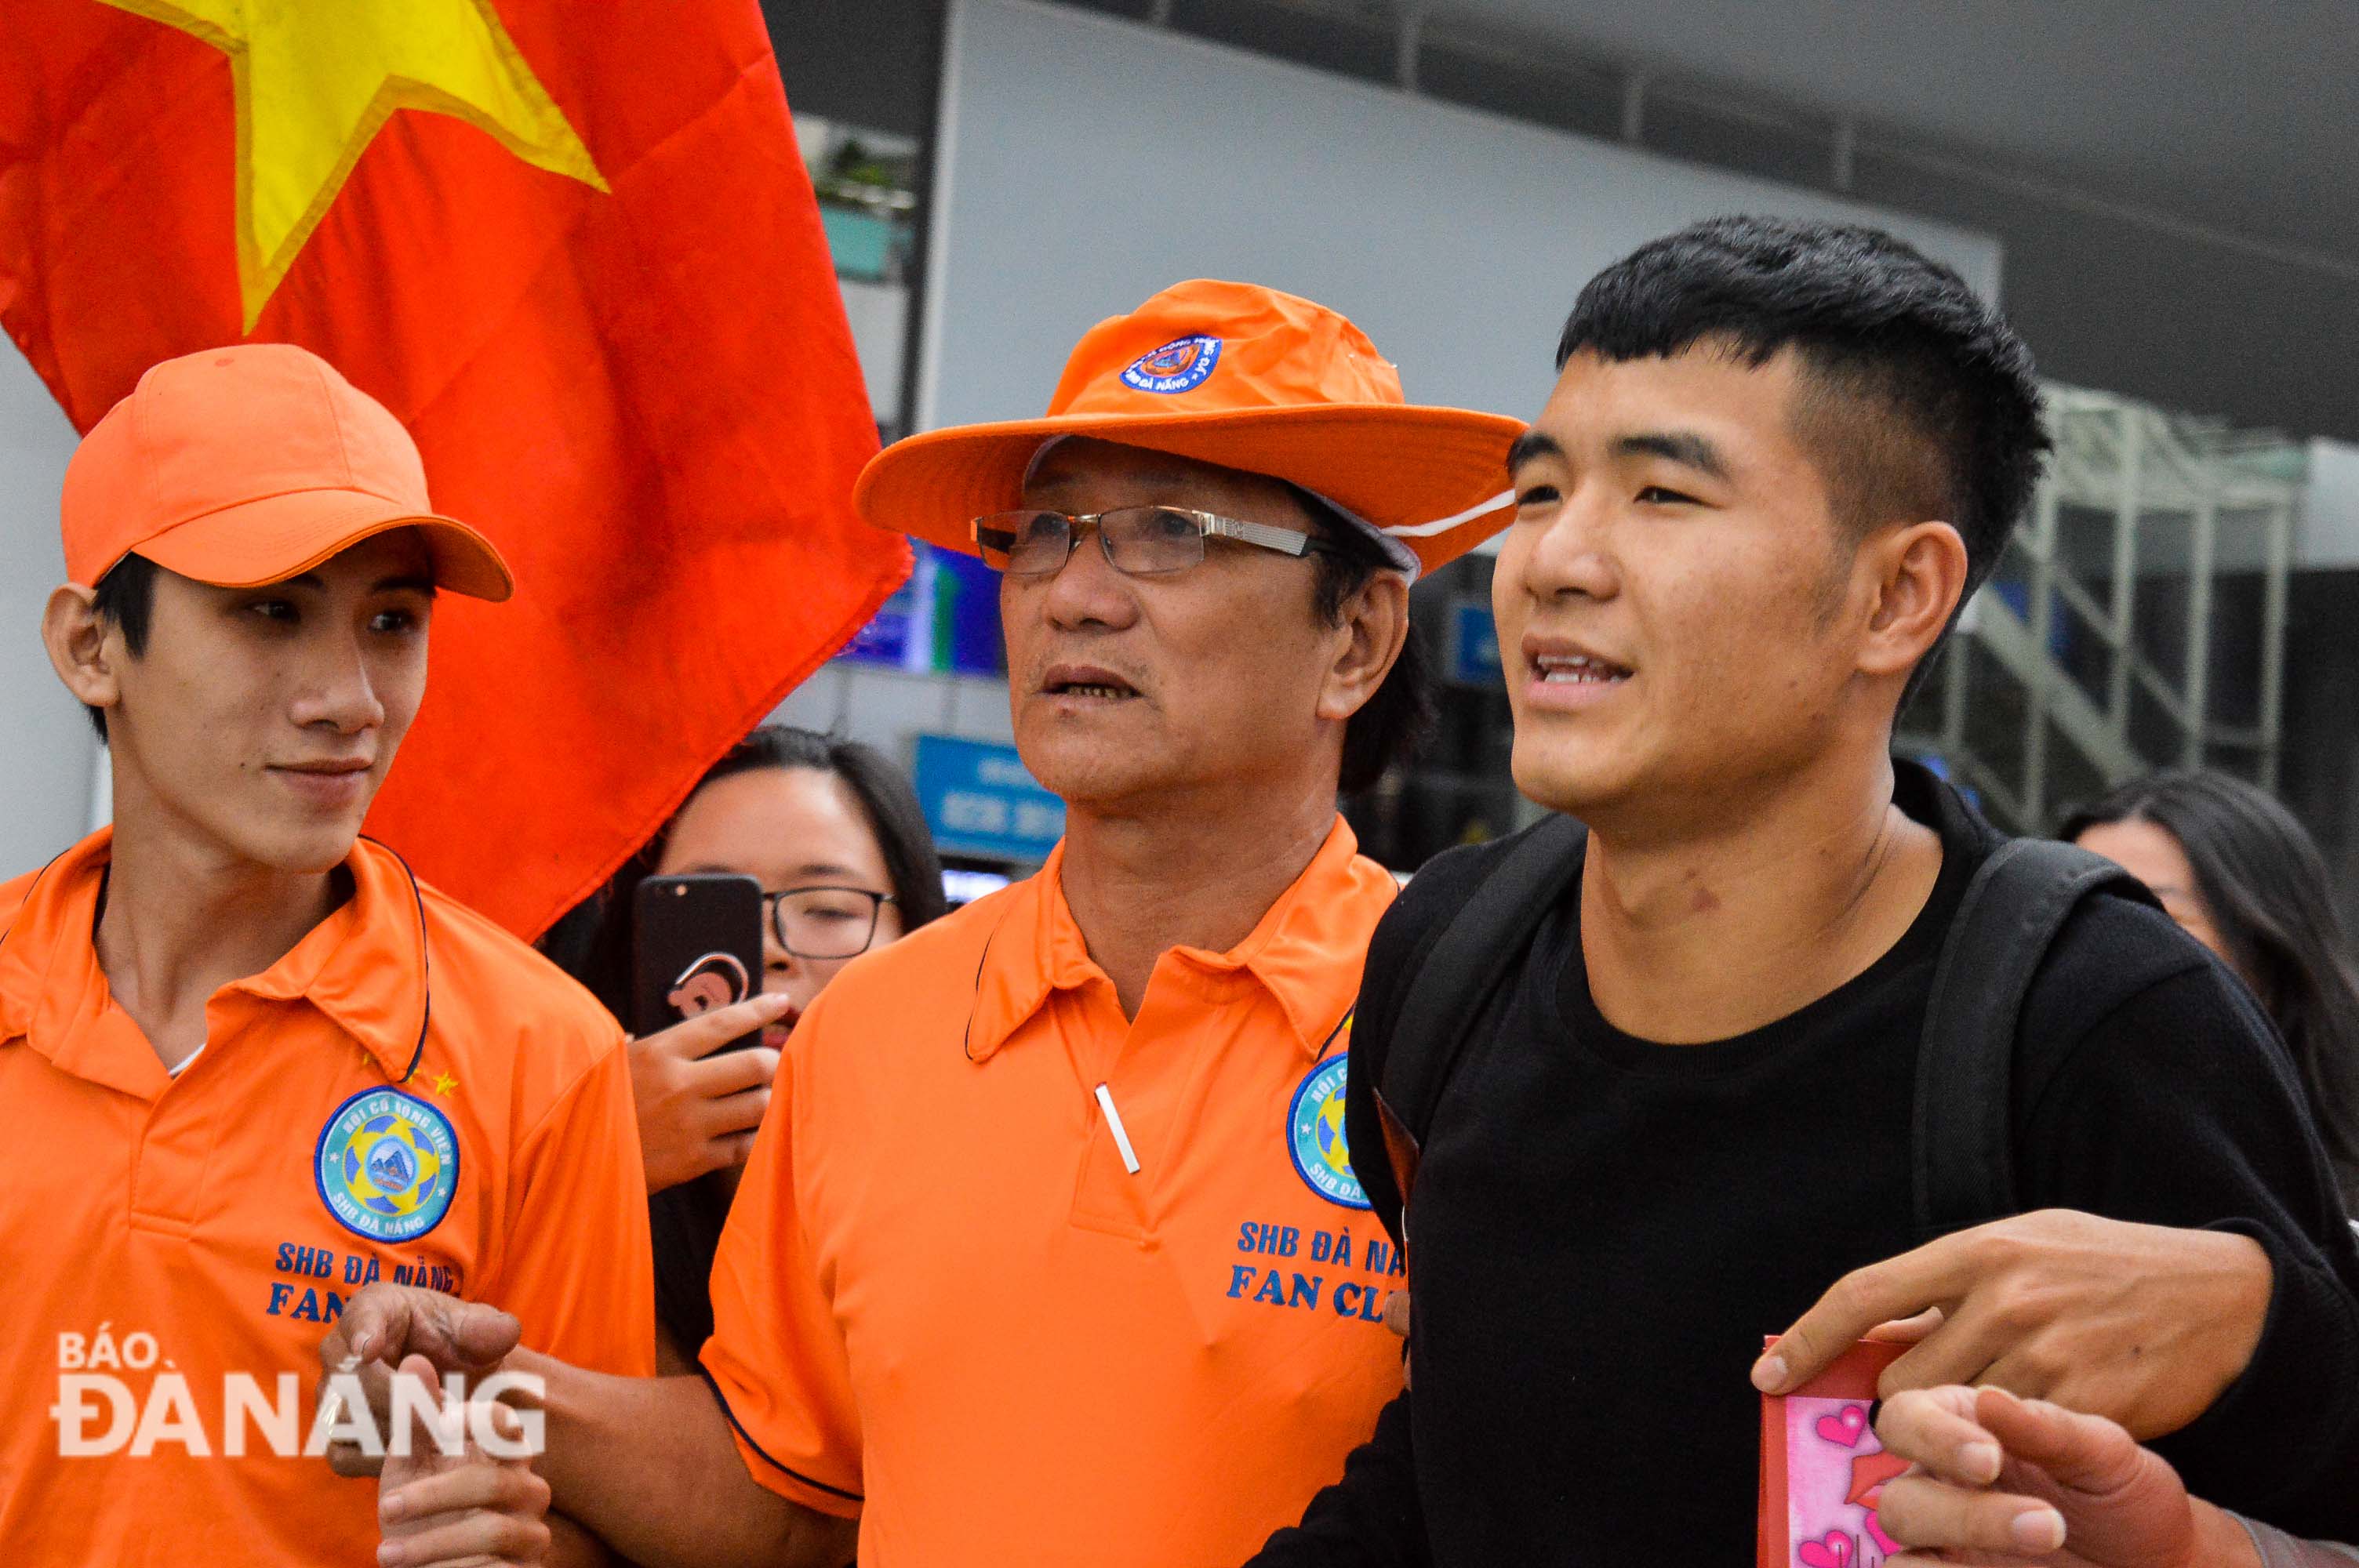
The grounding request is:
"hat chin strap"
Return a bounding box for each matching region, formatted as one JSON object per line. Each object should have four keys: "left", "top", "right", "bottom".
{"left": 1383, "top": 488, "right": 1516, "bottom": 543}
{"left": 1020, "top": 434, "right": 1420, "bottom": 584}
{"left": 1020, "top": 434, "right": 1071, "bottom": 489}
{"left": 1314, "top": 492, "right": 1420, "bottom": 584}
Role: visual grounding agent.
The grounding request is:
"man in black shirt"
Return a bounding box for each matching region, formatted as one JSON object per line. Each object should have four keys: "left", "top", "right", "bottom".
{"left": 1251, "top": 218, "right": 2359, "bottom": 1565}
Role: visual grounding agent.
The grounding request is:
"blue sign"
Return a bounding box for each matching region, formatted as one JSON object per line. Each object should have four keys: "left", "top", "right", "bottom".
{"left": 1448, "top": 600, "right": 1503, "bottom": 687}
{"left": 841, "top": 549, "right": 935, "bottom": 668}
{"left": 913, "top": 734, "right": 1065, "bottom": 864}
{"left": 840, "top": 546, "right": 1006, "bottom": 676}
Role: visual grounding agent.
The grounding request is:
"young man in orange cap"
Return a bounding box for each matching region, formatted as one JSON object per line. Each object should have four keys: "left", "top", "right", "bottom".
{"left": 0, "top": 342, "right": 653, "bottom": 1566}
{"left": 332, "top": 280, "right": 1523, "bottom": 1568}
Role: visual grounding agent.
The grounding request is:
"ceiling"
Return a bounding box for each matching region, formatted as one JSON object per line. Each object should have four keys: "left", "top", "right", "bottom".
{"left": 1431, "top": 0, "right": 2358, "bottom": 268}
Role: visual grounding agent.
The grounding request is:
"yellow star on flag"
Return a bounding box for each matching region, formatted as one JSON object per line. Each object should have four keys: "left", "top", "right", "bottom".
{"left": 100, "top": 0, "right": 609, "bottom": 328}
{"left": 431, "top": 1072, "right": 460, "bottom": 1096}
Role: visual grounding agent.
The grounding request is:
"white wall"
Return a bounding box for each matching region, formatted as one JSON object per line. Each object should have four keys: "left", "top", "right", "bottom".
{"left": 920, "top": 0, "right": 2004, "bottom": 434}
{"left": 2300, "top": 438, "right": 2359, "bottom": 569}
{"left": 771, "top": 659, "right": 1015, "bottom": 760}
{"left": 0, "top": 349, "right": 96, "bottom": 877}
{"left": 839, "top": 278, "right": 909, "bottom": 425}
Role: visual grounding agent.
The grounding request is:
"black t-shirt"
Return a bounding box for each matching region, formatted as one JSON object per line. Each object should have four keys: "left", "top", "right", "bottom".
{"left": 1252, "top": 763, "right": 2359, "bottom": 1566}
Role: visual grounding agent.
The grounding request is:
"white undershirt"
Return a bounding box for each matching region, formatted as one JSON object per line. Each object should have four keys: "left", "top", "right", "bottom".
{"left": 165, "top": 1044, "right": 204, "bottom": 1079}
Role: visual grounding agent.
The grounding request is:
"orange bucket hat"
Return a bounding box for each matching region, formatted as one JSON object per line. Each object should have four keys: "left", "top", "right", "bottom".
{"left": 854, "top": 279, "right": 1523, "bottom": 579}
{"left": 62, "top": 343, "right": 512, "bottom": 601}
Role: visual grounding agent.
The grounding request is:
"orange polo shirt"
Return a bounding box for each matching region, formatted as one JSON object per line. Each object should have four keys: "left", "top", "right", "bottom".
{"left": 0, "top": 829, "right": 653, "bottom": 1567}
{"left": 703, "top": 818, "right": 1406, "bottom": 1565}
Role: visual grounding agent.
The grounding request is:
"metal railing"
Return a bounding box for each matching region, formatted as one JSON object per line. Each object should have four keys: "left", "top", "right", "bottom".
{"left": 1901, "top": 387, "right": 2303, "bottom": 831}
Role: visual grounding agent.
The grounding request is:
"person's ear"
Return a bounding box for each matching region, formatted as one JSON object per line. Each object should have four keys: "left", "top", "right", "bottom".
{"left": 1856, "top": 521, "right": 1968, "bottom": 680}
{"left": 1315, "top": 570, "right": 1410, "bottom": 723}
{"left": 43, "top": 583, "right": 123, "bottom": 715}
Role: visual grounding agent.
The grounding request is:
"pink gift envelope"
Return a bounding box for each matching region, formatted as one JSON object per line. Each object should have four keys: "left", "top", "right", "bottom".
{"left": 1757, "top": 1338, "right": 1910, "bottom": 1568}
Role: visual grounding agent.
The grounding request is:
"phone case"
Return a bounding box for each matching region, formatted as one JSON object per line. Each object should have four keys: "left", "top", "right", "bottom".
{"left": 631, "top": 873, "right": 765, "bottom": 1043}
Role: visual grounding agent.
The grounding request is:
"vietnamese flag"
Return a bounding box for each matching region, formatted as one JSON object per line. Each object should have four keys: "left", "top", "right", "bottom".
{"left": 0, "top": 0, "right": 907, "bottom": 936}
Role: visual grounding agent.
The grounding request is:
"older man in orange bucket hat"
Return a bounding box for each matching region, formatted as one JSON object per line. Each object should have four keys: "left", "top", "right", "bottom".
{"left": 336, "top": 280, "right": 1521, "bottom": 1568}
{"left": 862, "top": 277, "right": 1516, "bottom": 579}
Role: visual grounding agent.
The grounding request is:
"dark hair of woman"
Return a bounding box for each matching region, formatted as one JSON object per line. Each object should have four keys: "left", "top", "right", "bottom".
{"left": 2061, "top": 770, "right": 2359, "bottom": 1214}
{"left": 542, "top": 725, "right": 947, "bottom": 1356}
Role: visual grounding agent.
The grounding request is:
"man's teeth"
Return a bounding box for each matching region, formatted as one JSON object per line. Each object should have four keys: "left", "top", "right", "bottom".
{"left": 1535, "top": 654, "right": 1627, "bottom": 684}
{"left": 1061, "top": 683, "right": 1130, "bottom": 699}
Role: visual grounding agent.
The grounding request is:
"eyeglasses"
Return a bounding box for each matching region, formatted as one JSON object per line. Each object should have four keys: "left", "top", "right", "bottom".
{"left": 761, "top": 886, "right": 896, "bottom": 960}
{"left": 972, "top": 506, "right": 1358, "bottom": 578}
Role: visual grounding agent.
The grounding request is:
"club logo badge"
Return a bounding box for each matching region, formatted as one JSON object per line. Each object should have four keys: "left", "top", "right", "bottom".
{"left": 314, "top": 1088, "right": 460, "bottom": 1243}
{"left": 1120, "top": 333, "right": 1222, "bottom": 394}
{"left": 1287, "top": 1053, "right": 1369, "bottom": 1210}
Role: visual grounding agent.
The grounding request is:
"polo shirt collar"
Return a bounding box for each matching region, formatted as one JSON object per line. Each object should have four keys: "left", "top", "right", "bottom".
{"left": 0, "top": 829, "right": 431, "bottom": 1090}
{"left": 236, "top": 837, "right": 432, "bottom": 1080}
{"left": 964, "top": 817, "right": 1371, "bottom": 1064}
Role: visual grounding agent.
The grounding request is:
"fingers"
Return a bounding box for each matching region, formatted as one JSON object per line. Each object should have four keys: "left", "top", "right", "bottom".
{"left": 695, "top": 1080, "right": 774, "bottom": 1141}
{"left": 639, "top": 995, "right": 794, "bottom": 1062}
{"left": 634, "top": 1019, "right": 782, "bottom": 1193}
{"left": 393, "top": 1353, "right": 449, "bottom": 1453}
{"left": 1970, "top": 1388, "right": 2148, "bottom": 1495}
{"left": 377, "top": 1380, "right": 551, "bottom": 1567}
{"left": 667, "top": 1129, "right": 765, "bottom": 1189}
{"left": 707, "top": 1129, "right": 761, "bottom": 1173}
{"left": 328, "top": 1286, "right": 521, "bottom": 1375}
{"left": 445, "top": 1302, "right": 525, "bottom": 1369}
{"left": 682, "top": 1044, "right": 781, "bottom": 1101}
{"left": 377, "top": 1507, "right": 551, "bottom": 1568}
{"left": 324, "top": 1286, "right": 419, "bottom": 1373}
{"left": 1864, "top": 1306, "right": 1946, "bottom": 1345}
{"left": 1876, "top": 1468, "right": 2067, "bottom": 1559}
{"left": 1754, "top": 1237, "right": 1976, "bottom": 1392}
{"left": 381, "top": 1456, "right": 551, "bottom": 1530}
{"left": 318, "top": 1290, "right": 520, "bottom": 1479}
{"left": 317, "top": 1353, "right": 396, "bottom": 1479}
{"left": 377, "top": 1401, "right": 550, "bottom": 1568}
{"left": 1874, "top": 1386, "right": 2002, "bottom": 1485}
{"left": 1875, "top": 1300, "right": 2015, "bottom": 1399}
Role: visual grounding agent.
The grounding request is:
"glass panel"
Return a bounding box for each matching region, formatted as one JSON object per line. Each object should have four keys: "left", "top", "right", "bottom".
{"left": 2128, "top": 509, "right": 2194, "bottom": 692}
{"left": 2202, "top": 742, "right": 2269, "bottom": 787}
{"left": 2041, "top": 718, "right": 2111, "bottom": 833}
{"left": 1959, "top": 640, "right": 2031, "bottom": 808}
{"left": 2045, "top": 579, "right": 2116, "bottom": 716}
{"left": 2051, "top": 502, "right": 2119, "bottom": 586}
{"left": 2127, "top": 677, "right": 2187, "bottom": 769}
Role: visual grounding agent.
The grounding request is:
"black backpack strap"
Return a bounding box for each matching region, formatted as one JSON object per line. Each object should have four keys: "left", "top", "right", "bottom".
{"left": 1913, "top": 837, "right": 2157, "bottom": 1237}
{"left": 1364, "top": 813, "right": 1588, "bottom": 1243}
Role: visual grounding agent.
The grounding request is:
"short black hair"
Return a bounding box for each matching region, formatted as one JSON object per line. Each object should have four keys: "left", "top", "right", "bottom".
{"left": 1291, "top": 485, "right": 1434, "bottom": 794}
{"left": 85, "top": 551, "right": 161, "bottom": 742}
{"left": 1558, "top": 216, "right": 2048, "bottom": 675}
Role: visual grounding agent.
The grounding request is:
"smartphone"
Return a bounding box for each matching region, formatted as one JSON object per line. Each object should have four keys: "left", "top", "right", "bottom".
{"left": 632, "top": 873, "right": 765, "bottom": 1049}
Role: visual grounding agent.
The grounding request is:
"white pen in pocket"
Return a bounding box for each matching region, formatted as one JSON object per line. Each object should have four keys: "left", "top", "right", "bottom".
{"left": 1093, "top": 1083, "right": 1141, "bottom": 1174}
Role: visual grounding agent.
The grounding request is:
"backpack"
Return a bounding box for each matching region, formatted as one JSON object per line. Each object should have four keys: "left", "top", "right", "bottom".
{"left": 1356, "top": 813, "right": 2157, "bottom": 1251}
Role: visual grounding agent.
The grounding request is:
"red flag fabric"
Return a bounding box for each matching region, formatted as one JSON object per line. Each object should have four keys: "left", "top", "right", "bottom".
{"left": 0, "top": 0, "right": 907, "bottom": 936}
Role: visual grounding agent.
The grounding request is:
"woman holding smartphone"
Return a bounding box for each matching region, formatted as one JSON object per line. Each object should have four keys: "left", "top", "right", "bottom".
{"left": 550, "top": 725, "right": 947, "bottom": 1370}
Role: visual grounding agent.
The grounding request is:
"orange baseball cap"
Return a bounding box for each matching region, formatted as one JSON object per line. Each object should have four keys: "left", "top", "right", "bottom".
{"left": 854, "top": 280, "right": 1525, "bottom": 579}
{"left": 61, "top": 343, "right": 513, "bottom": 601}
